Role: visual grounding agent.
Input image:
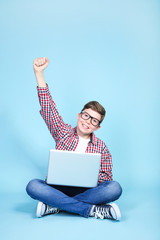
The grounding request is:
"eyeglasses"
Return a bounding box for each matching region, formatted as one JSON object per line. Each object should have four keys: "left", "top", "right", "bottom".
{"left": 80, "top": 111, "right": 101, "bottom": 127}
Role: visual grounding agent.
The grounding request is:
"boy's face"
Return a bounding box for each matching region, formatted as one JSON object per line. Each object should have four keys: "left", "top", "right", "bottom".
{"left": 77, "top": 108, "right": 101, "bottom": 139}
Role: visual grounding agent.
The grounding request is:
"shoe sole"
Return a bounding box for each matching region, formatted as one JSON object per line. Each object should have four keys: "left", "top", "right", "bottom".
{"left": 109, "top": 203, "right": 121, "bottom": 220}
{"left": 36, "top": 201, "right": 43, "bottom": 218}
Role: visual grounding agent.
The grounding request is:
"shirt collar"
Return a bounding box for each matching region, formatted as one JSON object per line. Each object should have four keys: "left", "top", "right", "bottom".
{"left": 90, "top": 132, "right": 96, "bottom": 145}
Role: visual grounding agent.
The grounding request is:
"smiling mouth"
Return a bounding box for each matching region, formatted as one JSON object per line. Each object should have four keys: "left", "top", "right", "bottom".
{"left": 82, "top": 123, "right": 89, "bottom": 129}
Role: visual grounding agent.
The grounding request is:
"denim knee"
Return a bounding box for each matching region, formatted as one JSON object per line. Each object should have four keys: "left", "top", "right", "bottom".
{"left": 26, "top": 179, "right": 40, "bottom": 198}
{"left": 110, "top": 181, "right": 122, "bottom": 200}
{"left": 101, "top": 180, "right": 122, "bottom": 202}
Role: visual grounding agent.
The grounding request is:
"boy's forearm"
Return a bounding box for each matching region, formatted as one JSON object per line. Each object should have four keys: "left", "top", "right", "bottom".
{"left": 34, "top": 71, "right": 47, "bottom": 88}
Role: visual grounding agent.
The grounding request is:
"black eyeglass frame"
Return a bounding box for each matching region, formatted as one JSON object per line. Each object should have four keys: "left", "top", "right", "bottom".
{"left": 80, "top": 111, "right": 101, "bottom": 127}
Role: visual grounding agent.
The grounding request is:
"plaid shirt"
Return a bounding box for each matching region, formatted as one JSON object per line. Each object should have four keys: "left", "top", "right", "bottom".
{"left": 37, "top": 85, "right": 113, "bottom": 182}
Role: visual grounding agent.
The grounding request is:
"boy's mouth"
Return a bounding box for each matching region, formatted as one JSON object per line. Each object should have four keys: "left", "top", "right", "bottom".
{"left": 82, "top": 123, "right": 89, "bottom": 129}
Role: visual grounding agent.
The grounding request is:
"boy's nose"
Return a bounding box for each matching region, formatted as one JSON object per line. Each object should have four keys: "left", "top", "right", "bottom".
{"left": 85, "top": 118, "right": 91, "bottom": 124}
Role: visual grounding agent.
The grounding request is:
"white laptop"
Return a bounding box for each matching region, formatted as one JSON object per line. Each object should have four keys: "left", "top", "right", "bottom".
{"left": 46, "top": 149, "right": 101, "bottom": 188}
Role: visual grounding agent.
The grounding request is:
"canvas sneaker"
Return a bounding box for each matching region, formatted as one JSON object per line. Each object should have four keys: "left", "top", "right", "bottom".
{"left": 89, "top": 202, "right": 121, "bottom": 220}
{"left": 36, "top": 201, "right": 60, "bottom": 218}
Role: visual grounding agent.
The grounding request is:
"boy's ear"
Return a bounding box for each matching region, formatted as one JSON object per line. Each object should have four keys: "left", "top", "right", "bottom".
{"left": 77, "top": 113, "right": 80, "bottom": 120}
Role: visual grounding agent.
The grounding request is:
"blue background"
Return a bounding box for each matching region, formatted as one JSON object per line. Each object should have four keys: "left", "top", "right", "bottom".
{"left": 0, "top": 0, "right": 160, "bottom": 239}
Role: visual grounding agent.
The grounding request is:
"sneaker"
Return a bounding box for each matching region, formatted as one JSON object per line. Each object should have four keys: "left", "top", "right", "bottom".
{"left": 89, "top": 202, "right": 121, "bottom": 220}
{"left": 36, "top": 201, "right": 60, "bottom": 218}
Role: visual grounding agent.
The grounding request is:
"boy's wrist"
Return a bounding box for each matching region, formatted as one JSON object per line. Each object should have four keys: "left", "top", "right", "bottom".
{"left": 34, "top": 70, "right": 44, "bottom": 77}
{"left": 34, "top": 70, "right": 47, "bottom": 88}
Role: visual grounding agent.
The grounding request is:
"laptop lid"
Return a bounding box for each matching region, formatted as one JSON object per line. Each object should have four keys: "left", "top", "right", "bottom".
{"left": 46, "top": 149, "right": 101, "bottom": 188}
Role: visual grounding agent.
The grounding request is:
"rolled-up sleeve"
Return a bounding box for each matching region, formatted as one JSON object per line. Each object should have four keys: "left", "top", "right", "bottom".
{"left": 99, "top": 145, "right": 113, "bottom": 182}
{"left": 37, "top": 85, "right": 72, "bottom": 143}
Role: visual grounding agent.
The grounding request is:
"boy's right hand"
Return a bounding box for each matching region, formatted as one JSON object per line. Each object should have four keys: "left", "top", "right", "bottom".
{"left": 33, "top": 57, "right": 49, "bottom": 72}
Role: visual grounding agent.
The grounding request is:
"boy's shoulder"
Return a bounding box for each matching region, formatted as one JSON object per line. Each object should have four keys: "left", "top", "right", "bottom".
{"left": 92, "top": 133, "right": 108, "bottom": 149}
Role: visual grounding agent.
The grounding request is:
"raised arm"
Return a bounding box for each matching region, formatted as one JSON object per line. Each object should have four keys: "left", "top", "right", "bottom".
{"left": 33, "top": 57, "right": 49, "bottom": 87}
{"left": 33, "top": 57, "right": 72, "bottom": 143}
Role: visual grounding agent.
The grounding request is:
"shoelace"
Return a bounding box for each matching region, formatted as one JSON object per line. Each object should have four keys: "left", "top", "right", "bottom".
{"left": 46, "top": 205, "right": 60, "bottom": 214}
{"left": 94, "top": 206, "right": 112, "bottom": 219}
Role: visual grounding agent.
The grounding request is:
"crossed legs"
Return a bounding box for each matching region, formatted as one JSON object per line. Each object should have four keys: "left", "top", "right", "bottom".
{"left": 26, "top": 179, "right": 122, "bottom": 218}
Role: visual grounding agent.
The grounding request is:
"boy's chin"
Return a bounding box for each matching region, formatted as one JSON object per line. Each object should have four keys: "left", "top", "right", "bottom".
{"left": 81, "top": 129, "right": 93, "bottom": 136}
{"left": 78, "top": 127, "right": 91, "bottom": 135}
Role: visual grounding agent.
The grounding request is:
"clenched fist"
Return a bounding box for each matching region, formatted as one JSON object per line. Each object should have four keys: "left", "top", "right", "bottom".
{"left": 33, "top": 57, "right": 49, "bottom": 72}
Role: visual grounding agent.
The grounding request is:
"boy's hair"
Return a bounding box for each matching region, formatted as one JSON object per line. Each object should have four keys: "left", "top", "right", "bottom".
{"left": 81, "top": 101, "right": 106, "bottom": 123}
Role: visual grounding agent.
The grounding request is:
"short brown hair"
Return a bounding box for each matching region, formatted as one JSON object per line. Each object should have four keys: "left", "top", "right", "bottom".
{"left": 81, "top": 101, "right": 106, "bottom": 123}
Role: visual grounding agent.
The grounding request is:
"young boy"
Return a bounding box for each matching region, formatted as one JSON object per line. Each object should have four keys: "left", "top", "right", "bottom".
{"left": 26, "top": 57, "right": 122, "bottom": 220}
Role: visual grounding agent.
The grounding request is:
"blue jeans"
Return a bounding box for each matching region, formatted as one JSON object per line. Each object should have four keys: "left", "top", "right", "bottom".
{"left": 26, "top": 179, "right": 122, "bottom": 218}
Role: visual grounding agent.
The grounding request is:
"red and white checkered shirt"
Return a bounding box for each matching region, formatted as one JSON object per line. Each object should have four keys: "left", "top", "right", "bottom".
{"left": 37, "top": 85, "right": 113, "bottom": 182}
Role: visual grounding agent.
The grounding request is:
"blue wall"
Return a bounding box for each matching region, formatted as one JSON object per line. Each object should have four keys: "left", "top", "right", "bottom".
{"left": 0, "top": 0, "right": 160, "bottom": 194}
